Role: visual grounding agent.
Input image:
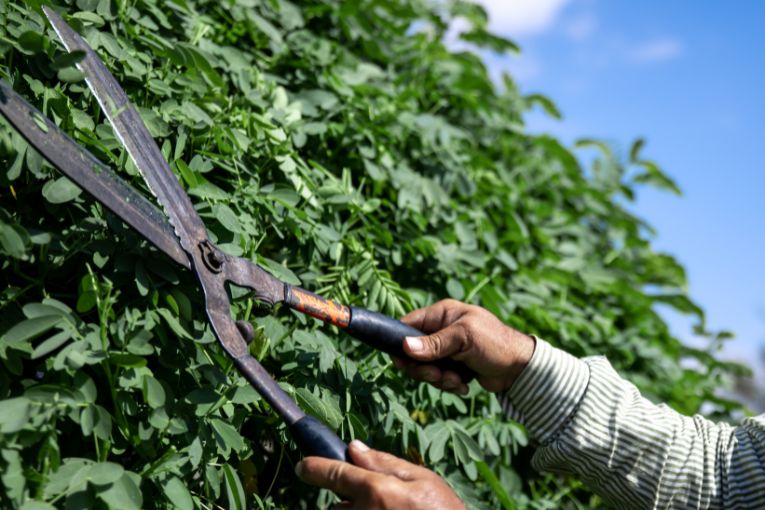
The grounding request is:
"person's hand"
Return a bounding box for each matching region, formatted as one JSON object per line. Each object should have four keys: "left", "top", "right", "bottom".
{"left": 296, "top": 440, "right": 466, "bottom": 510}
{"left": 398, "top": 299, "right": 535, "bottom": 394}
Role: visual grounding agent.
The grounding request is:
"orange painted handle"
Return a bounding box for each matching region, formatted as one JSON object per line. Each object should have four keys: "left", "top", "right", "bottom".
{"left": 284, "top": 285, "right": 351, "bottom": 328}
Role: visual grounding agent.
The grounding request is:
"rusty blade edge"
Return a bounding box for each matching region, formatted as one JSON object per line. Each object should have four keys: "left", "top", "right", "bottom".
{"left": 43, "top": 5, "right": 210, "bottom": 257}
{"left": 0, "top": 79, "right": 190, "bottom": 268}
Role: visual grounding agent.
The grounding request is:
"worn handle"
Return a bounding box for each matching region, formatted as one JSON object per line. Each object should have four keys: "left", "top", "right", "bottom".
{"left": 347, "top": 307, "right": 475, "bottom": 382}
{"left": 284, "top": 285, "right": 351, "bottom": 327}
{"left": 290, "top": 415, "right": 349, "bottom": 461}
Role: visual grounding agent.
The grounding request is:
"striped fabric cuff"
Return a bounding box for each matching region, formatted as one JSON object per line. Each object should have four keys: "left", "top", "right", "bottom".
{"left": 505, "top": 338, "right": 590, "bottom": 445}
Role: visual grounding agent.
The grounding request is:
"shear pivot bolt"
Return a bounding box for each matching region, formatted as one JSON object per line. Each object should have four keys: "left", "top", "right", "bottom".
{"left": 199, "top": 240, "right": 224, "bottom": 273}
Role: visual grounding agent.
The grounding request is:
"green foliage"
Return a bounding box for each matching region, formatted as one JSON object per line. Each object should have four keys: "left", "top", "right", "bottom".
{"left": 0, "top": 0, "right": 747, "bottom": 508}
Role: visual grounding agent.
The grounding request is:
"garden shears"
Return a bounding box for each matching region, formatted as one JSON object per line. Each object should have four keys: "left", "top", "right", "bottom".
{"left": 0, "top": 7, "right": 472, "bottom": 462}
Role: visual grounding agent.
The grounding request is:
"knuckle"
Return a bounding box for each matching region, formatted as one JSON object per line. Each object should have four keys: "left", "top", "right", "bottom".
{"left": 389, "top": 480, "right": 416, "bottom": 508}
{"left": 326, "top": 463, "right": 346, "bottom": 484}
{"left": 359, "top": 475, "right": 375, "bottom": 492}
{"left": 460, "top": 315, "right": 478, "bottom": 331}
{"left": 445, "top": 322, "right": 468, "bottom": 353}
{"left": 427, "top": 333, "right": 445, "bottom": 355}
{"left": 367, "top": 478, "right": 392, "bottom": 506}
{"left": 440, "top": 378, "right": 459, "bottom": 392}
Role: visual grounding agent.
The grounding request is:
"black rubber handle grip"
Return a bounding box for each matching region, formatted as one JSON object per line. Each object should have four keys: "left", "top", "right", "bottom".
{"left": 290, "top": 415, "right": 349, "bottom": 461}
{"left": 347, "top": 307, "right": 475, "bottom": 382}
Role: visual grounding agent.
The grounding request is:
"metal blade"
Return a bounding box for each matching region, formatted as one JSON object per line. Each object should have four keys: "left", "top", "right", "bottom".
{"left": 43, "top": 6, "right": 208, "bottom": 256}
{"left": 0, "top": 89, "right": 304, "bottom": 429}
{"left": 0, "top": 80, "right": 189, "bottom": 269}
{"left": 34, "top": 9, "right": 305, "bottom": 432}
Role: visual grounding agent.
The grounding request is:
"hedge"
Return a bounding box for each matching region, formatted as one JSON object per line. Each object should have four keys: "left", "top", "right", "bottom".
{"left": 0, "top": 0, "right": 747, "bottom": 508}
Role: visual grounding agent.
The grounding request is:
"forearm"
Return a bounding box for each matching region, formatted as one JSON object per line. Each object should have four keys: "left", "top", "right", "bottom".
{"left": 502, "top": 339, "right": 765, "bottom": 509}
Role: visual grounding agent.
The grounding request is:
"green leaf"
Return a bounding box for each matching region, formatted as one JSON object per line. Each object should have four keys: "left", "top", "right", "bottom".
{"left": 188, "top": 181, "right": 229, "bottom": 200}
{"left": 23, "top": 302, "right": 70, "bottom": 319}
{"left": 259, "top": 257, "right": 301, "bottom": 285}
{"left": 213, "top": 203, "right": 242, "bottom": 233}
{"left": 97, "top": 472, "right": 143, "bottom": 510}
{"left": 295, "top": 387, "right": 342, "bottom": 430}
{"left": 476, "top": 461, "right": 517, "bottom": 510}
{"left": 2, "top": 315, "right": 62, "bottom": 346}
{"left": 0, "top": 221, "right": 29, "bottom": 258}
{"left": 425, "top": 422, "right": 450, "bottom": 464}
{"left": 156, "top": 308, "right": 192, "bottom": 339}
{"left": 88, "top": 462, "right": 125, "bottom": 485}
{"left": 446, "top": 278, "right": 465, "bottom": 300}
{"left": 52, "top": 50, "right": 86, "bottom": 70}
{"left": 17, "top": 31, "right": 44, "bottom": 55}
{"left": 188, "top": 437, "right": 203, "bottom": 468}
{"left": 43, "top": 458, "right": 90, "bottom": 499}
{"left": 525, "top": 93, "right": 562, "bottom": 119}
{"left": 222, "top": 464, "right": 246, "bottom": 510}
{"left": 42, "top": 177, "right": 82, "bottom": 204}
{"left": 460, "top": 29, "right": 519, "bottom": 54}
{"left": 71, "top": 11, "right": 106, "bottom": 26}
{"left": 1, "top": 449, "right": 25, "bottom": 501}
{"left": 347, "top": 412, "right": 369, "bottom": 441}
{"left": 92, "top": 405, "right": 112, "bottom": 440}
{"left": 71, "top": 108, "right": 96, "bottom": 132}
{"left": 143, "top": 375, "right": 166, "bottom": 408}
{"left": 629, "top": 138, "right": 646, "bottom": 162}
{"left": 7, "top": 141, "right": 27, "bottom": 181}
{"left": 19, "top": 502, "right": 57, "bottom": 510}
{"left": 163, "top": 476, "right": 194, "bottom": 510}
{"left": 452, "top": 426, "right": 482, "bottom": 465}
{"left": 57, "top": 67, "right": 86, "bottom": 83}
{"left": 633, "top": 159, "right": 681, "bottom": 195}
{"left": 0, "top": 397, "right": 30, "bottom": 433}
{"left": 80, "top": 406, "right": 95, "bottom": 436}
{"left": 210, "top": 418, "right": 245, "bottom": 455}
{"left": 651, "top": 293, "right": 703, "bottom": 317}
{"left": 74, "top": 372, "right": 98, "bottom": 403}
{"left": 31, "top": 330, "right": 73, "bottom": 359}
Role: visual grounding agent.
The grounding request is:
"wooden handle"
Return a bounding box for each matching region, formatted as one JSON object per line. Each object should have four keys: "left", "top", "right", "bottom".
{"left": 284, "top": 285, "right": 351, "bottom": 327}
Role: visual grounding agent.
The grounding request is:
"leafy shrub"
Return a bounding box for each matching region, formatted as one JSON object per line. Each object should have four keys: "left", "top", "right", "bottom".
{"left": 0, "top": 0, "right": 747, "bottom": 508}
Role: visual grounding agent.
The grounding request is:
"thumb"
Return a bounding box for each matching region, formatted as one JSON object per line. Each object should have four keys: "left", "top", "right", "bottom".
{"left": 347, "top": 440, "right": 416, "bottom": 481}
{"left": 403, "top": 323, "right": 465, "bottom": 362}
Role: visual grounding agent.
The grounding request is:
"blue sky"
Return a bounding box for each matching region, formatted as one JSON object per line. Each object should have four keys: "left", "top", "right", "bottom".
{"left": 465, "top": 1, "right": 765, "bottom": 381}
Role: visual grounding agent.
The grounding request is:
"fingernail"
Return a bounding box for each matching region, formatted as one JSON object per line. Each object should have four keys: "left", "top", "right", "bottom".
{"left": 350, "top": 440, "right": 370, "bottom": 452}
{"left": 295, "top": 461, "right": 304, "bottom": 477}
{"left": 405, "top": 336, "right": 423, "bottom": 353}
{"left": 442, "top": 380, "right": 456, "bottom": 390}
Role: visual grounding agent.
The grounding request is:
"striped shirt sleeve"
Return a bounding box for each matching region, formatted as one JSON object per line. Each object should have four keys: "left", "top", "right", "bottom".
{"left": 501, "top": 338, "right": 765, "bottom": 509}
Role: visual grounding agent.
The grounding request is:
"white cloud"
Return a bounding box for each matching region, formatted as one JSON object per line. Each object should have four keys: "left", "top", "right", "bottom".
{"left": 474, "top": 0, "right": 572, "bottom": 37}
{"left": 630, "top": 37, "right": 684, "bottom": 63}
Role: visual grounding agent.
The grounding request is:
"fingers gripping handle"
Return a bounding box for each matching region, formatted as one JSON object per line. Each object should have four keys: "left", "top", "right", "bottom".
{"left": 284, "top": 286, "right": 475, "bottom": 381}
{"left": 291, "top": 415, "right": 349, "bottom": 461}
{"left": 347, "top": 307, "right": 475, "bottom": 382}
